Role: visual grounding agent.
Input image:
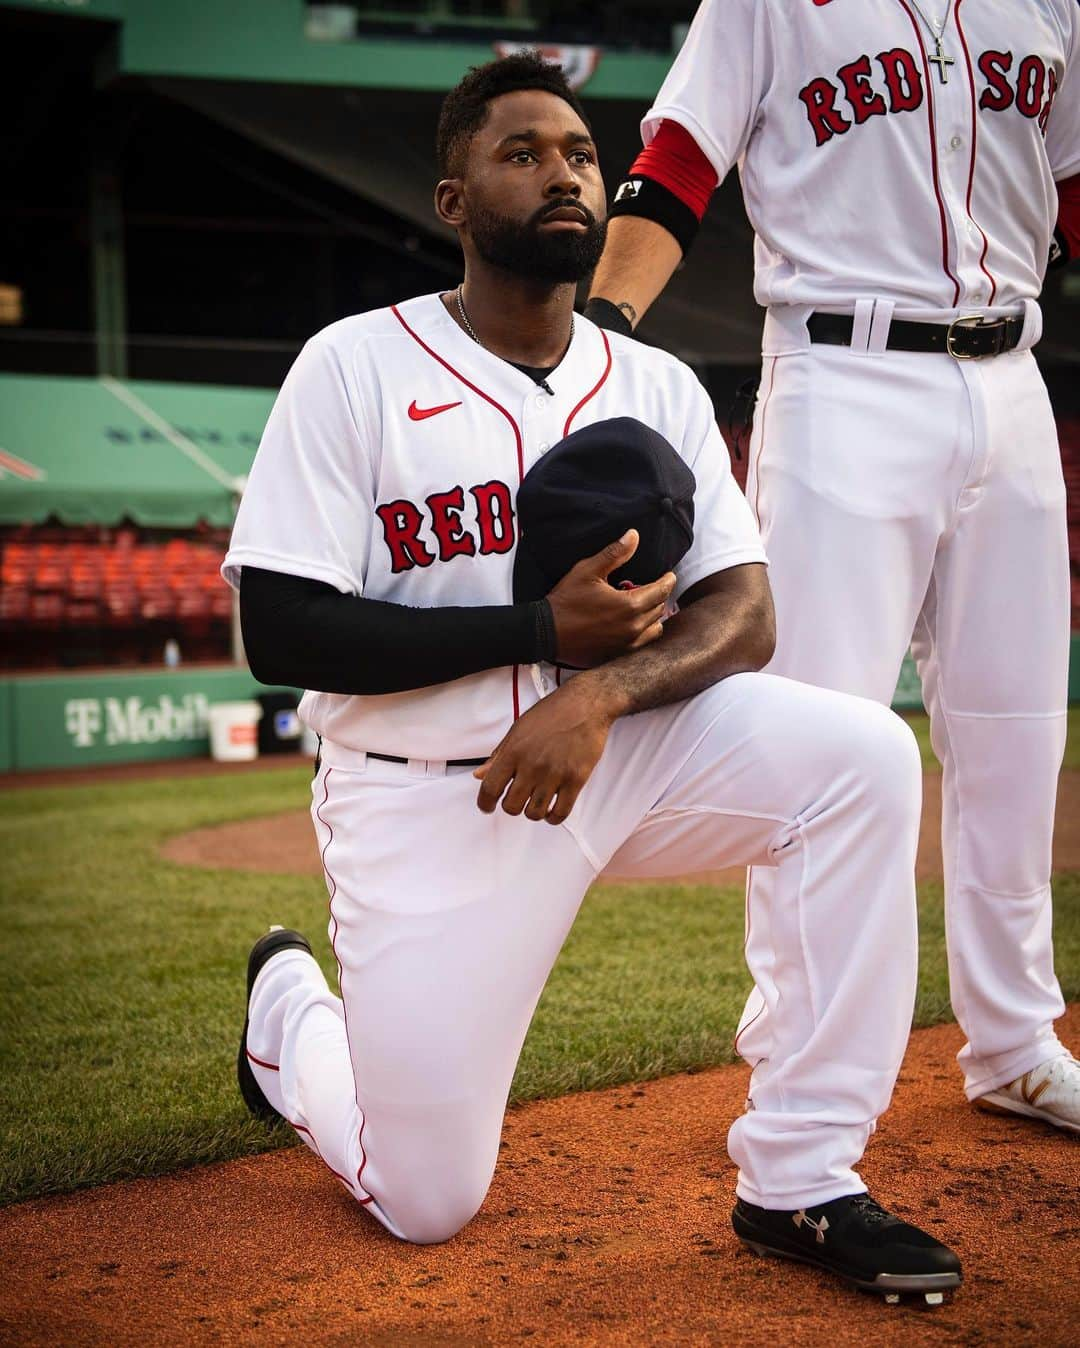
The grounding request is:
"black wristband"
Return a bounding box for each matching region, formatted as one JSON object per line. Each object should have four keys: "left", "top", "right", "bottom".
{"left": 609, "top": 174, "right": 701, "bottom": 257}
{"left": 582, "top": 297, "right": 634, "bottom": 337}
{"left": 530, "top": 597, "right": 558, "bottom": 663}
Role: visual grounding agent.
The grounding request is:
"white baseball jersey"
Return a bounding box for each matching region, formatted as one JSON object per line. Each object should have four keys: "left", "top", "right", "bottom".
{"left": 644, "top": 0, "right": 1080, "bottom": 312}
{"left": 224, "top": 293, "right": 766, "bottom": 760}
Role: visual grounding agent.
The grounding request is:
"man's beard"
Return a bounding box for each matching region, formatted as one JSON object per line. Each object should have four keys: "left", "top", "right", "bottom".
{"left": 468, "top": 197, "right": 608, "bottom": 283}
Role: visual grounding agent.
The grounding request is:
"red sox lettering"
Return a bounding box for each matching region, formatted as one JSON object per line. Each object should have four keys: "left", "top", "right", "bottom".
{"left": 376, "top": 479, "right": 515, "bottom": 572}
{"left": 800, "top": 48, "right": 1061, "bottom": 146}
{"left": 978, "top": 52, "right": 1059, "bottom": 129}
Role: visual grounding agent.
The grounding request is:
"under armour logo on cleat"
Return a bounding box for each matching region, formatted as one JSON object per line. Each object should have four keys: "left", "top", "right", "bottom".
{"left": 793, "top": 1210, "right": 830, "bottom": 1244}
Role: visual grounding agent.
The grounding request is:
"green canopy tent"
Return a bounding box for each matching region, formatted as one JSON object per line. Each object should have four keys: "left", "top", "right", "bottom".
{"left": 0, "top": 373, "right": 275, "bottom": 528}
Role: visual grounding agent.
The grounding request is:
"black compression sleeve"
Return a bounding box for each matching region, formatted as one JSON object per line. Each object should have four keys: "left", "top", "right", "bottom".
{"left": 240, "top": 566, "right": 556, "bottom": 695}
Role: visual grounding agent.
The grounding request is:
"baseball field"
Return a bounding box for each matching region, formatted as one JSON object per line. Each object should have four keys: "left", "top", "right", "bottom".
{"left": 1, "top": 711, "right": 1078, "bottom": 1344}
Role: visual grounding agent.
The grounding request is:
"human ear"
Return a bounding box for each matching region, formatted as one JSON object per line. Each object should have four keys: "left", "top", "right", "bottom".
{"left": 435, "top": 179, "right": 466, "bottom": 230}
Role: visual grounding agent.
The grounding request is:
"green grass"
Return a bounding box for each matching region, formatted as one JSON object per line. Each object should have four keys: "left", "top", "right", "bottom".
{"left": 1, "top": 731, "right": 1078, "bottom": 1206}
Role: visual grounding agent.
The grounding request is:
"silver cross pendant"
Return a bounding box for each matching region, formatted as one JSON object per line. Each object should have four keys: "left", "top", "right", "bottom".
{"left": 928, "top": 35, "right": 955, "bottom": 84}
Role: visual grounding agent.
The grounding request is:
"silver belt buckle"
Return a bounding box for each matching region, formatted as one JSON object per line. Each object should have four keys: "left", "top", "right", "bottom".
{"left": 946, "top": 313, "right": 988, "bottom": 360}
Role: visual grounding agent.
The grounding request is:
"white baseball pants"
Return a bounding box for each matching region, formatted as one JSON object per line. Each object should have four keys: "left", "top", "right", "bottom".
{"left": 741, "top": 339, "right": 1069, "bottom": 1100}
{"left": 245, "top": 672, "right": 922, "bottom": 1242}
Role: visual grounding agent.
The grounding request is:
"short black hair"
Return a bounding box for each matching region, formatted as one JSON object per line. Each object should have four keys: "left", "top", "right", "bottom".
{"left": 436, "top": 51, "right": 591, "bottom": 179}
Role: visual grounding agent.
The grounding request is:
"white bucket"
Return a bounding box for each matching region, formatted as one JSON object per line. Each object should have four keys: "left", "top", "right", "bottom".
{"left": 208, "top": 701, "right": 262, "bottom": 762}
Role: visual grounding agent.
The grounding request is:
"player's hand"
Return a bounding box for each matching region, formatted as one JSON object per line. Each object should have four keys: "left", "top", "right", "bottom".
{"left": 474, "top": 677, "right": 615, "bottom": 825}
{"left": 546, "top": 530, "right": 676, "bottom": 667}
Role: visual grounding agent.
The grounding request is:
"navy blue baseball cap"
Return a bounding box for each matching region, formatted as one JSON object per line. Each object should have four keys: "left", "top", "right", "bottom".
{"left": 513, "top": 416, "right": 695, "bottom": 603}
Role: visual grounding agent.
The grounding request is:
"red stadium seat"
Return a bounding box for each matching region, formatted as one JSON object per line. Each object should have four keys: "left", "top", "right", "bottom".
{"left": 28, "top": 594, "right": 64, "bottom": 628}
{"left": 65, "top": 598, "right": 101, "bottom": 626}
{"left": 0, "top": 590, "right": 30, "bottom": 624}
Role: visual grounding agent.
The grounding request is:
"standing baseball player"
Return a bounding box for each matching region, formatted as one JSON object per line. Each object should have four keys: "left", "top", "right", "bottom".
{"left": 224, "top": 54, "right": 963, "bottom": 1301}
{"left": 587, "top": 0, "right": 1080, "bottom": 1137}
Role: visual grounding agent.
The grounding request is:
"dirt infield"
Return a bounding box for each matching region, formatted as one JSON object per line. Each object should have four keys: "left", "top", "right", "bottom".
{"left": 1, "top": 1008, "right": 1077, "bottom": 1347}
{"left": 160, "top": 769, "right": 1080, "bottom": 886}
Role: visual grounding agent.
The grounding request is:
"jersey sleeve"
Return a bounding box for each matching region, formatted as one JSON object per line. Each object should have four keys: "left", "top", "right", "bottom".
{"left": 1046, "top": 11, "right": 1080, "bottom": 181}
{"left": 673, "top": 374, "right": 768, "bottom": 602}
{"left": 222, "top": 334, "right": 375, "bottom": 594}
{"left": 641, "top": 0, "right": 772, "bottom": 183}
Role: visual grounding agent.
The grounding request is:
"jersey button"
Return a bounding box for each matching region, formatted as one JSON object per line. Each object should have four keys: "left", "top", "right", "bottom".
{"left": 535, "top": 395, "right": 546, "bottom": 409}
{"left": 539, "top": 442, "right": 551, "bottom": 454}
{"left": 949, "top": 135, "right": 963, "bottom": 150}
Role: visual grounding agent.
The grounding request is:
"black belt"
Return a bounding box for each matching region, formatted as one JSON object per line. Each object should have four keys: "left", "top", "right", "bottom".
{"left": 366, "top": 750, "right": 487, "bottom": 768}
{"left": 807, "top": 311, "right": 1024, "bottom": 359}
{"left": 313, "top": 734, "right": 485, "bottom": 775}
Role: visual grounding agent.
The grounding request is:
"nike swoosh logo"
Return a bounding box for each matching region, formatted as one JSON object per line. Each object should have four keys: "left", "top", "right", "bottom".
{"left": 408, "top": 399, "right": 462, "bottom": 421}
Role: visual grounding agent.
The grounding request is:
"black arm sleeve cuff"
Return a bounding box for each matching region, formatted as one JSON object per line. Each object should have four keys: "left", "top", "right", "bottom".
{"left": 609, "top": 175, "right": 701, "bottom": 257}
{"left": 1048, "top": 223, "right": 1071, "bottom": 269}
{"left": 240, "top": 566, "right": 551, "bottom": 695}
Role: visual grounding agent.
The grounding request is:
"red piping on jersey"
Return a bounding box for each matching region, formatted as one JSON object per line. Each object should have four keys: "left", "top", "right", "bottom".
{"left": 563, "top": 328, "right": 613, "bottom": 437}
{"left": 317, "top": 767, "right": 374, "bottom": 1206}
{"left": 245, "top": 1049, "right": 279, "bottom": 1072}
{"left": 391, "top": 302, "right": 526, "bottom": 721}
{"left": 391, "top": 304, "right": 524, "bottom": 481}
{"left": 895, "top": 0, "right": 961, "bottom": 305}
{"left": 954, "top": 0, "right": 997, "bottom": 303}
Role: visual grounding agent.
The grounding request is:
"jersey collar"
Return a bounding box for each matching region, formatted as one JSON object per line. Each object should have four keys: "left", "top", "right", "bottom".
{"left": 393, "top": 292, "right": 610, "bottom": 409}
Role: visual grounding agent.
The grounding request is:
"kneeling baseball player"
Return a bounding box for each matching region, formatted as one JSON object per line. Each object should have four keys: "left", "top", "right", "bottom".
{"left": 223, "top": 55, "right": 961, "bottom": 1304}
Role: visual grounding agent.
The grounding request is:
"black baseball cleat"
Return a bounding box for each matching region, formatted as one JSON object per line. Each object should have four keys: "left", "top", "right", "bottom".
{"left": 732, "top": 1193, "right": 962, "bottom": 1305}
{"left": 237, "top": 925, "right": 313, "bottom": 1125}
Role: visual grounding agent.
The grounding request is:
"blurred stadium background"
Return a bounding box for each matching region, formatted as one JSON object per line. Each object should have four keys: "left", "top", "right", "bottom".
{"left": 1, "top": 0, "right": 1077, "bottom": 773}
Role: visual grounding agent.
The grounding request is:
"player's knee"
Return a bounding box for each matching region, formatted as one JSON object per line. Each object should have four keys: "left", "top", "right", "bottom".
{"left": 846, "top": 704, "right": 922, "bottom": 817}
{"left": 389, "top": 1187, "right": 489, "bottom": 1246}
{"left": 366, "top": 1110, "right": 501, "bottom": 1244}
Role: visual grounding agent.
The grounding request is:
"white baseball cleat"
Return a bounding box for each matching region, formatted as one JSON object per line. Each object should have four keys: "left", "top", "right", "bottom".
{"left": 976, "top": 1053, "right": 1080, "bottom": 1134}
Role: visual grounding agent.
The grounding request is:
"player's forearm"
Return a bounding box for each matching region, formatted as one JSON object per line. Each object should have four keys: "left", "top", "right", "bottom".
{"left": 587, "top": 217, "right": 684, "bottom": 330}
{"left": 576, "top": 564, "right": 774, "bottom": 721}
{"left": 240, "top": 566, "right": 554, "bottom": 694}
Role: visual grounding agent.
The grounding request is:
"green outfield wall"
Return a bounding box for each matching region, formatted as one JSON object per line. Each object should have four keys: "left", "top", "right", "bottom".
{"left": 0, "top": 666, "right": 297, "bottom": 772}
{"left": 0, "top": 681, "right": 12, "bottom": 773}
{"left": 0, "top": 0, "right": 672, "bottom": 97}
{"left": 1, "top": 641, "right": 1078, "bottom": 774}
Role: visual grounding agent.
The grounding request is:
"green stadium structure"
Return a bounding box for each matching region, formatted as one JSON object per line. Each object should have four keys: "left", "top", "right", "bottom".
{"left": 0, "top": 374, "right": 272, "bottom": 528}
